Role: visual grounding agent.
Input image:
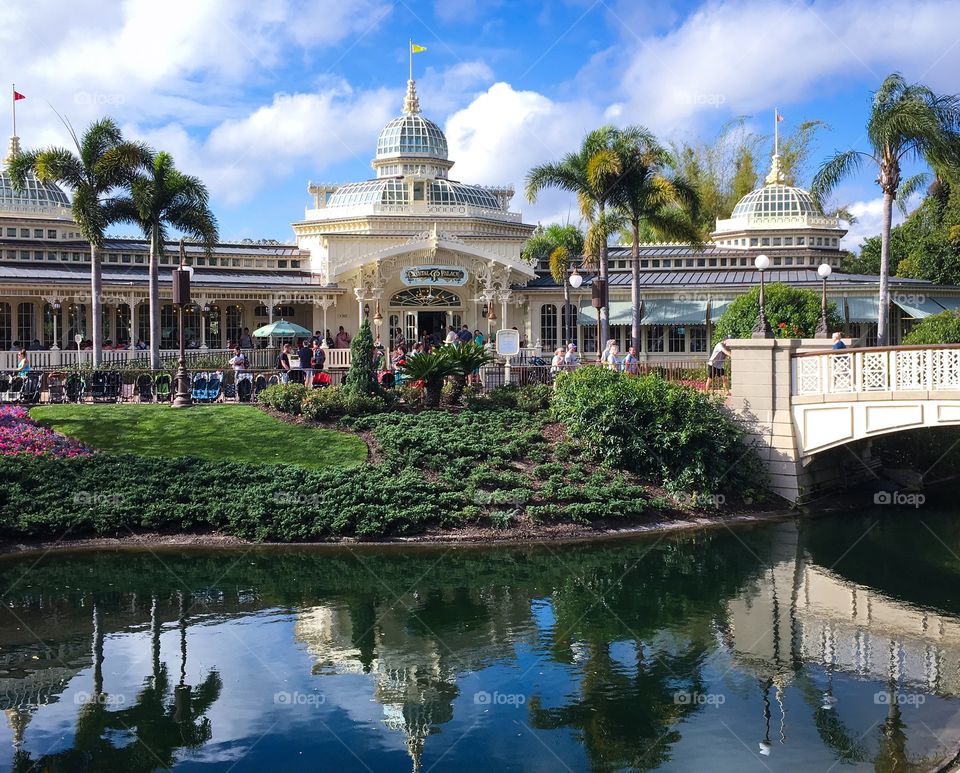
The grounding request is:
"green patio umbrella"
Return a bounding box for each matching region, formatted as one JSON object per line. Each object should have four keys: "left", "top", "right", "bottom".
{"left": 252, "top": 320, "right": 312, "bottom": 338}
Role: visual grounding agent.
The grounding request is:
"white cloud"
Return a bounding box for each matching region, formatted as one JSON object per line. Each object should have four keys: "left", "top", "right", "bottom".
{"left": 840, "top": 196, "right": 910, "bottom": 253}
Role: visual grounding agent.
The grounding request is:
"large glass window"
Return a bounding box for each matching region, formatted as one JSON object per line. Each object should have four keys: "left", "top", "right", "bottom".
{"left": 540, "top": 304, "right": 558, "bottom": 351}
{"left": 581, "top": 320, "right": 597, "bottom": 354}
{"left": 161, "top": 305, "right": 177, "bottom": 348}
{"left": 114, "top": 304, "right": 131, "bottom": 345}
{"left": 646, "top": 325, "right": 665, "bottom": 353}
{"left": 0, "top": 302, "right": 10, "bottom": 349}
{"left": 225, "top": 305, "right": 244, "bottom": 345}
{"left": 41, "top": 303, "right": 56, "bottom": 348}
{"left": 137, "top": 304, "right": 149, "bottom": 346}
{"left": 561, "top": 303, "right": 578, "bottom": 347}
{"left": 17, "top": 302, "right": 34, "bottom": 345}
{"left": 205, "top": 304, "right": 221, "bottom": 348}
{"left": 388, "top": 314, "right": 401, "bottom": 349}
{"left": 668, "top": 326, "right": 686, "bottom": 353}
{"left": 690, "top": 327, "right": 708, "bottom": 353}
{"left": 67, "top": 303, "right": 87, "bottom": 342}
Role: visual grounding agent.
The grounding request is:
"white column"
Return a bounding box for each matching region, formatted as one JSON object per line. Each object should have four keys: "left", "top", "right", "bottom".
{"left": 267, "top": 300, "right": 275, "bottom": 348}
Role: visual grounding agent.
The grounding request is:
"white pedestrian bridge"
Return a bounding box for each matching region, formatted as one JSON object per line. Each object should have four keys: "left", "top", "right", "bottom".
{"left": 729, "top": 340, "right": 960, "bottom": 502}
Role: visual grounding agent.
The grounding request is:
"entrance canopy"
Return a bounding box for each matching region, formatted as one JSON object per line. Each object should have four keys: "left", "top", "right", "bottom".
{"left": 892, "top": 296, "right": 944, "bottom": 319}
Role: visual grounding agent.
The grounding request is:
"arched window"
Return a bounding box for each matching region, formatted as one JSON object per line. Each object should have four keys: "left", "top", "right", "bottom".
{"left": 17, "top": 302, "right": 35, "bottom": 345}
{"left": 0, "top": 303, "right": 10, "bottom": 349}
{"left": 388, "top": 314, "right": 401, "bottom": 349}
{"left": 161, "top": 304, "right": 177, "bottom": 348}
{"left": 540, "top": 303, "right": 558, "bottom": 351}
{"left": 390, "top": 288, "right": 461, "bottom": 307}
{"left": 404, "top": 312, "right": 416, "bottom": 344}
{"left": 67, "top": 303, "right": 87, "bottom": 342}
{"left": 205, "top": 304, "right": 221, "bottom": 348}
{"left": 41, "top": 303, "right": 56, "bottom": 349}
{"left": 561, "top": 303, "right": 578, "bottom": 347}
{"left": 136, "top": 303, "right": 149, "bottom": 346}
{"left": 114, "top": 304, "right": 131, "bottom": 345}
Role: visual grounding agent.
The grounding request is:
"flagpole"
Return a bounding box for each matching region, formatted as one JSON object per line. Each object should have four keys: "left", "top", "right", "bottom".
{"left": 773, "top": 107, "right": 778, "bottom": 157}
{"left": 409, "top": 40, "right": 413, "bottom": 82}
{"left": 12, "top": 83, "right": 16, "bottom": 139}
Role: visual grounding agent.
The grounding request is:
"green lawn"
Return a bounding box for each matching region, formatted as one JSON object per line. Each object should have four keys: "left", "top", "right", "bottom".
{"left": 30, "top": 404, "right": 367, "bottom": 469}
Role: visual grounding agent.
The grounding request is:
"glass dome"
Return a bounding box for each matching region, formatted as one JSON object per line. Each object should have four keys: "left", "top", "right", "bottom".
{"left": 0, "top": 169, "right": 70, "bottom": 213}
{"left": 376, "top": 114, "right": 448, "bottom": 160}
{"left": 429, "top": 179, "right": 500, "bottom": 208}
{"left": 327, "top": 179, "right": 409, "bottom": 208}
{"left": 731, "top": 184, "right": 818, "bottom": 218}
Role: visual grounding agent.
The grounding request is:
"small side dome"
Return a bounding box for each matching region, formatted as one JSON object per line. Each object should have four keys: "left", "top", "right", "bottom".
{"left": 730, "top": 184, "right": 818, "bottom": 218}
{"left": 0, "top": 137, "right": 71, "bottom": 215}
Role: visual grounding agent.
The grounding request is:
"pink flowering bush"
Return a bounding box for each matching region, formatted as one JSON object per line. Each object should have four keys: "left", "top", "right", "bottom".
{"left": 0, "top": 406, "right": 91, "bottom": 458}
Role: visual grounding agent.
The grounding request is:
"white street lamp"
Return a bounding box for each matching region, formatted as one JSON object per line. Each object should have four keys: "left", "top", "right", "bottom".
{"left": 753, "top": 254, "right": 772, "bottom": 338}
{"left": 816, "top": 262, "right": 833, "bottom": 338}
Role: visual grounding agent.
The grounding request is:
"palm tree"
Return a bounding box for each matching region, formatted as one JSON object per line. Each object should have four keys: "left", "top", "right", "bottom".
{"left": 8, "top": 118, "right": 150, "bottom": 366}
{"left": 115, "top": 152, "right": 218, "bottom": 369}
{"left": 527, "top": 127, "right": 646, "bottom": 345}
{"left": 612, "top": 136, "right": 703, "bottom": 349}
{"left": 522, "top": 224, "right": 585, "bottom": 346}
{"left": 812, "top": 73, "right": 960, "bottom": 345}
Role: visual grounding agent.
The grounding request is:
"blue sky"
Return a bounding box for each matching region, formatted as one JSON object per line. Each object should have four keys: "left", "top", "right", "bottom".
{"left": 4, "top": 0, "right": 960, "bottom": 249}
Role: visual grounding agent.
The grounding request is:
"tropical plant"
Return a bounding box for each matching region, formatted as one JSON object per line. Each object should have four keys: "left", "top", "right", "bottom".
{"left": 113, "top": 152, "right": 218, "bottom": 368}
{"left": 9, "top": 118, "right": 150, "bottom": 366}
{"left": 903, "top": 310, "right": 960, "bottom": 344}
{"left": 344, "top": 319, "right": 379, "bottom": 396}
{"left": 812, "top": 73, "right": 960, "bottom": 345}
{"left": 522, "top": 223, "right": 585, "bottom": 344}
{"left": 712, "top": 283, "right": 843, "bottom": 342}
{"left": 526, "top": 126, "right": 646, "bottom": 344}
{"left": 397, "top": 350, "right": 455, "bottom": 408}
{"left": 611, "top": 135, "right": 703, "bottom": 348}
{"left": 444, "top": 342, "right": 495, "bottom": 405}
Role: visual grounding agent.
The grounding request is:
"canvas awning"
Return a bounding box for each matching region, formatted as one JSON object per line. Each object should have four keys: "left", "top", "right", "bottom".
{"left": 708, "top": 298, "right": 734, "bottom": 323}
{"left": 892, "top": 296, "right": 945, "bottom": 319}
{"left": 930, "top": 296, "right": 960, "bottom": 311}
{"left": 847, "top": 296, "right": 879, "bottom": 323}
{"left": 641, "top": 298, "right": 707, "bottom": 325}
{"left": 578, "top": 300, "right": 634, "bottom": 325}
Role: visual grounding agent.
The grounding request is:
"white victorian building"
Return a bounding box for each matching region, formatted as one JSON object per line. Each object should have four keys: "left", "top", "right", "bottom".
{"left": 293, "top": 77, "right": 535, "bottom": 350}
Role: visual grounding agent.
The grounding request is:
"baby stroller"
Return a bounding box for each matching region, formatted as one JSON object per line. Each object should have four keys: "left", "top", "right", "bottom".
{"left": 311, "top": 371, "right": 332, "bottom": 389}
{"left": 65, "top": 373, "right": 85, "bottom": 403}
{"left": 47, "top": 372, "right": 66, "bottom": 404}
{"left": 287, "top": 369, "right": 306, "bottom": 385}
{"left": 379, "top": 371, "right": 395, "bottom": 388}
{"left": 155, "top": 374, "right": 172, "bottom": 402}
{"left": 21, "top": 373, "right": 42, "bottom": 404}
{"left": 252, "top": 374, "right": 268, "bottom": 400}
{"left": 105, "top": 371, "right": 123, "bottom": 402}
{"left": 191, "top": 372, "right": 208, "bottom": 402}
{"left": 237, "top": 374, "right": 254, "bottom": 402}
{"left": 7, "top": 376, "right": 24, "bottom": 402}
{"left": 222, "top": 374, "right": 237, "bottom": 402}
{"left": 0, "top": 374, "right": 10, "bottom": 402}
{"left": 90, "top": 371, "right": 108, "bottom": 402}
{"left": 199, "top": 371, "right": 223, "bottom": 402}
{"left": 136, "top": 374, "right": 154, "bottom": 402}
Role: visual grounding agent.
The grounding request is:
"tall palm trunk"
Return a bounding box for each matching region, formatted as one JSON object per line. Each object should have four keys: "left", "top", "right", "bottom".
{"left": 562, "top": 280, "right": 572, "bottom": 347}
{"left": 90, "top": 244, "right": 102, "bottom": 367}
{"left": 631, "top": 221, "right": 641, "bottom": 350}
{"left": 877, "top": 191, "right": 894, "bottom": 346}
{"left": 149, "top": 225, "right": 161, "bottom": 369}
{"left": 598, "top": 203, "right": 610, "bottom": 346}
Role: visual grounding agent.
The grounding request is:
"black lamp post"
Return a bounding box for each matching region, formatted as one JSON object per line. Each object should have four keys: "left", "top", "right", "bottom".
{"left": 752, "top": 254, "right": 773, "bottom": 339}
{"left": 815, "top": 262, "right": 832, "bottom": 338}
{"left": 171, "top": 241, "right": 193, "bottom": 408}
{"left": 51, "top": 299, "right": 61, "bottom": 350}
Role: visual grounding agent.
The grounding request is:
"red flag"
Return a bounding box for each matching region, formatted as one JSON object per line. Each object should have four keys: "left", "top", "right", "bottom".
{"left": 13, "top": 90, "right": 25, "bottom": 101}
{"left": 775, "top": 113, "right": 784, "bottom": 122}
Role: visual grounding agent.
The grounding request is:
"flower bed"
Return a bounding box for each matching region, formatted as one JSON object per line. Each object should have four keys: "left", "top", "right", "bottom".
{"left": 0, "top": 406, "right": 91, "bottom": 458}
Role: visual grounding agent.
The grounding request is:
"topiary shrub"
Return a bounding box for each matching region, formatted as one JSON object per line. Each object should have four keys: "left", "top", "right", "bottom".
{"left": 257, "top": 383, "right": 308, "bottom": 415}
{"left": 903, "top": 310, "right": 960, "bottom": 344}
{"left": 463, "top": 384, "right": 552, "bottom": 413}
{"left": 344, "top": 319, "right": 379, "bottom": 396}
{"left": 713, "top": 283, "right": 843, "bottom": 343}
{"left": 551, "top": 367, "right": 764, "bottom": 498}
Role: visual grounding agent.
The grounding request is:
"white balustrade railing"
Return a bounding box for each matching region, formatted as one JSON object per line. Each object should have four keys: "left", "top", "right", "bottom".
{"left": 793, "top": 347, "right": 960, "bottom": 396}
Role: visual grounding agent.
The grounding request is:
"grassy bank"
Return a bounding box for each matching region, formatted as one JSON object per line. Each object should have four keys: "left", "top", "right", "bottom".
{"left": 30, "top": 404, "right": 367, "bottom": 469}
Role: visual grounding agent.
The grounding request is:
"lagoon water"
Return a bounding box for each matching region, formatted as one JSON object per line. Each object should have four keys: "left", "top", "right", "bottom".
{"left": 1, "top": 507, "right": 959, "bottom": 772}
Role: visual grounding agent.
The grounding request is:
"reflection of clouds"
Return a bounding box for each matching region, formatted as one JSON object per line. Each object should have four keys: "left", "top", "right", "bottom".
{"left": 727, "top": 521, "right": 960, "bottom": 695}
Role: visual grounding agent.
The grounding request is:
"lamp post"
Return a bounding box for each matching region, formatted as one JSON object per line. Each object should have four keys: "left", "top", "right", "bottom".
{"left": 568, "top": 267, "right": 583, "bottom": 349}
{"left": 752, "top": 254, "right": 773, "bottom": 339}
{"left": 51, "top": 299, "right": 61, "bottom": 351}
{"left": 171, "top": 243, "right": 193, "bottom": 408}
{"left": 815, "top": 262, "right": 832, "bottom": 338}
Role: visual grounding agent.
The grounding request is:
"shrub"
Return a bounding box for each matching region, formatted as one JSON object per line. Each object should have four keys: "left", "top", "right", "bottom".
{"left": 552, "top": 367, "right": 764, "bottom": 497}
{"left": 397, "top": 350, "right": 455, "bottom": 408}
{"left": 444, "top": 342, "right": 495, "bottom": 404}
{"left": 903, "top": 310, "right": 960, "bottom": 344}
{"left": 301, "top": 386, "right": 388, "bottom": 421}
{"left": 712, "top": 283, "right": 842, "bottom": 343}
{"left": 257, "top": 383, "right": 308, "bottom": 415}
{"left": 464, "top": 384, "right": 552, "bottom": 413}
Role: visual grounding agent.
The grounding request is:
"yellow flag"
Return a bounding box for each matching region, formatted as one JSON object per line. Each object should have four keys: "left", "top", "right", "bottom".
{"left": 411, "top": 43, "right": 427, "bottom": 53}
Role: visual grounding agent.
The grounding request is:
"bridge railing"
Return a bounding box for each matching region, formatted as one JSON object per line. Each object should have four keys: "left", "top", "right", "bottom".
{"left": 793, "top": 345, "right": 960, "bottom": 396}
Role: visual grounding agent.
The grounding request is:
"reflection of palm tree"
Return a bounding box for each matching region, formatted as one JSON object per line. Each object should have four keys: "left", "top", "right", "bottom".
{"left": 13, "top": 592, "right": 222, "bottom": 773}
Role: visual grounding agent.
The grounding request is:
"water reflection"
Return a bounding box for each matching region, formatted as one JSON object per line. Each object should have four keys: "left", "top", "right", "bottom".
{"left": 0, "top": 512, "right": 957, "bottom": 771}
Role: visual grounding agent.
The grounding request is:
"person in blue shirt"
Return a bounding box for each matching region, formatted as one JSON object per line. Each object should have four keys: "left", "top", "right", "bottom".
{"left": 831, "top": 332, "right": 847, "bottom": 350}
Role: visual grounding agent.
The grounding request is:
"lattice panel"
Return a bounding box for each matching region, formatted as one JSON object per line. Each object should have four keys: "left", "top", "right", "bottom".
{"left": 829, "top": 353, "right": 854, "bottom": 392}
{"left": 934, "top": 349, "right": 960, "bottom": 390}
{"left": 861, "top": 352, "right": 889, "bottom": 391}
{"left": 796, "top": 357, "right": 822, "bottom": 395}
{"left": 895, "top": 350, "right": 929, "bottom": 391}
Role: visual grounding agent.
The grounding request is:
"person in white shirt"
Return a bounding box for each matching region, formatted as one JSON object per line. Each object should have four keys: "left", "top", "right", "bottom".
{"left": 705, "top": 337, "right": 732, "bottom": 391}
{"left": 605, "top": 343, "right": 621, "bottom": 372}
{"left": 622, "top": 345, "right": 639, "bottom": 375}
{"left": 550, "top": 348, "right": 565, "bottom": 375}
{"left": 563, "top": 342, "right": 579, "bottom": 370}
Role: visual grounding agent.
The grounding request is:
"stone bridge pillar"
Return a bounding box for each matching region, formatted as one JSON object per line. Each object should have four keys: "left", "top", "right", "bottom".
{"left": 727, "top": 338, "right": 835, "bottom": 503}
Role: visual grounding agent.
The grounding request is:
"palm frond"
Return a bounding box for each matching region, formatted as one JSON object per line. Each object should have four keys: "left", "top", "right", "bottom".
{"left": 895, "top": 172, "right": 929, "bottom": 215}
{"left": 811, "top": 150, "right": 865, "bottom": 207}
